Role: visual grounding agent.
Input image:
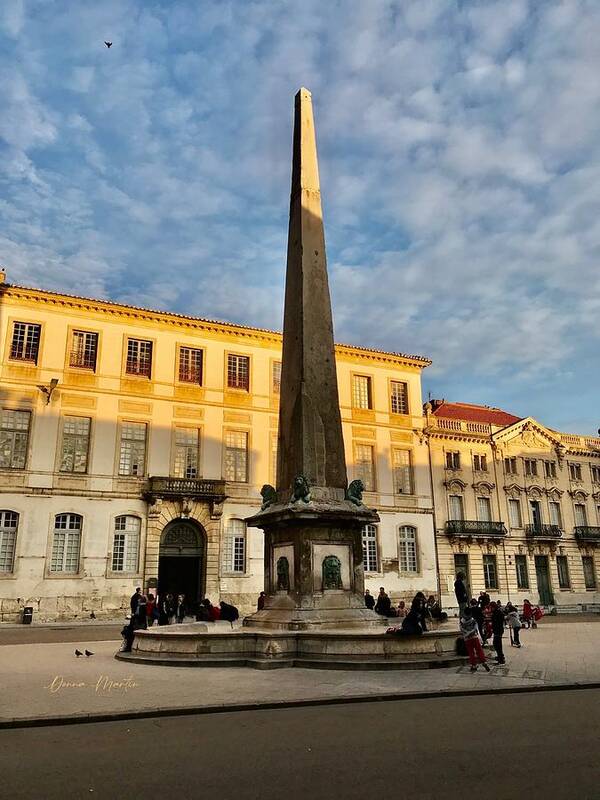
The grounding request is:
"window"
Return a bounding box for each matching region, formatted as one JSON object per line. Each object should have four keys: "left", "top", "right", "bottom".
{"left": 125, "top": 339, "right": 152, "bottom": 378}
{"left": 352, "top": 375, "right": 372, "bottom": 409}
{"left": 524, "top": 459, "right": 537, "bottom": 477}
{"left": 504, "top": 457, "right": 517, "bottom": 475}
{"left": 50, "top": 513, "right": 82, "bottom": 573}
{"left": 473, "top": 454, "right": 487, "bottom": 472}
{"left": 227, "top": 354, "right": 250, "bottom": 391}
{"left": 574, "top": 503, "right": 588, "bottom": 527}
{"left": 118, "top": 422, "right": 147, "bottom": 477}
{"left": 515, "top": 555, "right": 529, "bottom": 590}
{"left": 446, "top": 451, "right": 461, "bottom": 470}
{"left": 0, "top": 510, "right": 18, "bottom": 573}
{"left": 272, "top": 361, "right": 281, "bottom": 394}
{"left": 556, "top": 555, "right": 570, "bottom": 589}
{"left": 582, "top": 556, "right": 596, "bottom": 590}
{"left": 354, "top": 443, "right": 376, "bottom": 491}
{"left": 591, "top": 466, "right": 600, "bottom": 484}
{"left": 10, "top": 322, "right": 41, "bottom": 363}
{"left": 477, "top": 496, "right": 492, "bottom": 522}
{"left": 60, "top": 416, "right": 91, "bottom": 473}
{"left": 549, "top": 501, "right": 562, "bottom": 528}
{"left": 0, "top": 409, "right": 30, "bottom": 469}
{"left": 390, "top": 381, "right": 408, "bottom": 415}
{"left": 398, "top": 526, "right": 418, "bottom": 573}
{"left": 392, "top": 449, "right": 412, "bottom": 494}
{"left": 483, "top": 554, "right": 498, "bottom": 590}
{"left": 173, "top": 427, "right": 199, "bottom": 479}
{"left": 362, "top": 524, "right": 378, "bottom": 572}
{"left": 569, "top": 463, "right": 582, "bottom": 481}
{"left": 508, "top": 498, "right": 522, "bottom": 528}
{"left": 224, "top": 430, "right": 248, "bottom": 483}
{"left": 70, "top": 330, "right": 98, "bottom": 370}
{"left": 544, "top": 461, "right": 557, "bottom": 478}
{"left": 178, "top": 347, "right": 203, "bottom": 384}
{"left": 448, "top": 494, "right": 464, "bottom": 520}
{"left": 111, "top": 515, "right": 140, "bottom": 572}
{"left": 223, "top": 519, "right": 246, "bottom": 573}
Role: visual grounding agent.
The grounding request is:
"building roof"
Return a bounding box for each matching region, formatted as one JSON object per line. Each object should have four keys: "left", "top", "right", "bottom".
{"left": 429, "top": 400, "right": 522, "bottom": 427}
{"left": 0, "top": 281, "right": 432, "bottom": 367}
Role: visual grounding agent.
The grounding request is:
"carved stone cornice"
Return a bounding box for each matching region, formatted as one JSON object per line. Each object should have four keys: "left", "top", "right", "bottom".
{"left": 443, "top": 478, "right": 467, "bottom": 492}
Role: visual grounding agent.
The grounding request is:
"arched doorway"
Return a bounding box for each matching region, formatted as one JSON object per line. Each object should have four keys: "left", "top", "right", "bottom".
{"left": 158, "top": 518, "right": 206, "bottom": 605}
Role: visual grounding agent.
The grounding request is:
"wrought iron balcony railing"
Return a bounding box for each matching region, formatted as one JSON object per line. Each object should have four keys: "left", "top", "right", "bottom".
{"left": 145, "top": 476, "right": 226, "bottom": 499}
{"left": 445, "top": 520, "right": 507, "bottom": 538}
{"left": 574, "top": 526, "right": 600, "bottom": 542}
{"left": 525, "top": 523, "right": 563, "bottom": 540}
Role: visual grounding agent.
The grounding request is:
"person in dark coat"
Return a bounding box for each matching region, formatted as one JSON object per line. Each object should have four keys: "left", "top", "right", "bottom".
{"left": 257, "top": 591, "right": 266, "bottom": 611}
{"left": 491, "top": 601, "right": 506, "bottom": 664}
{"left": 364, "top": 589, "right": 375, "bottom": 610}
{"left": 219, "top": 601, "right": 239, "bottom": 625}
{"left": 130, "top": 587, "right": 142, "bottom": 615}
{"left": 426, "top": 595, "right": 448, "bottom": 622}
{"left": 195, "top": 598, "right": 211, "bottom": 622}
{"left": 454, "top": 572, "right": 468, "bottom": 616}
{"left": 410, "top": 593, "right": 428, "bottom": 632}
{"left": 470, "top": 598, "right": 485, "bottom": 642}
{"left": 135, "top": 592, "right": 147, "bottom": 628}
{"left": 375, "top": 587, "right": 392, "bottom": 616}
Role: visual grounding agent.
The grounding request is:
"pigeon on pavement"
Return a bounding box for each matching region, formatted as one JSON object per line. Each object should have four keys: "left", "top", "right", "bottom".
{"left": 75, "top": 649, "right": 83, "bottom": 657}
{"left": 85, "top": 649, "right": 94, "bottom": 657}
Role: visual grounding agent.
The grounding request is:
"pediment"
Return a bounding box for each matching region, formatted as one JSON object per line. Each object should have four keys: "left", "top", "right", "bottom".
{"left": 444, "top": 478, "right": 467, "bottom": 492}
{"left": 472, "top": 480, "right": 495, "bottom": 495}
{"left": 492, "top": 417, "right": 562, "bottom": 453}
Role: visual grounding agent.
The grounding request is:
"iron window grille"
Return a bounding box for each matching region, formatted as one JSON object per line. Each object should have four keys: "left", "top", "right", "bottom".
{"left": 390, "top": 381, "right": 408, "bottom": 414}
{"left": 227, "top": 354, "right": 250, "bottom": 391}
{"left": 126, "top": 339, "right": 153, "bottom": 378}
{"left": 352, "top": 375, "right": 372, "bottom": 409}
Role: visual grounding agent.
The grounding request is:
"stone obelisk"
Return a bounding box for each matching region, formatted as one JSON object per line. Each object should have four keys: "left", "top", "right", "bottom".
{"left": 245, "top": 88, "right": 380, "bottom": 630}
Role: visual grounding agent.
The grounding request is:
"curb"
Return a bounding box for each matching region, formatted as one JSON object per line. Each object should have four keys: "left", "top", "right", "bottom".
{"left": 2, "top": 680, "right": 600, "bottom": 730}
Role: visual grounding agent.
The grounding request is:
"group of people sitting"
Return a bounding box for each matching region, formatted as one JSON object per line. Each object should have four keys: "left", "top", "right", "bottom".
{"left": 120, "top": 587, "right": 240, "bottom": 652}
{"left": 363, "top": 587, "right": 449, "bottom": 636}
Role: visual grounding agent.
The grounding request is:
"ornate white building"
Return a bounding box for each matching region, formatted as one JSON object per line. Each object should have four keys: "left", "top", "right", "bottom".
{"left": 426, "top": 400, "right": 600, "bottom": 612}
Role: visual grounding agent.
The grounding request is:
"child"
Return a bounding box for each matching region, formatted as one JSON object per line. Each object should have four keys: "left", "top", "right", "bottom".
{"left": 460, "top": 607, "right": 491, "bottom": 673}
{"left": 505, "top": 603, "right": 522, "bottom": 647}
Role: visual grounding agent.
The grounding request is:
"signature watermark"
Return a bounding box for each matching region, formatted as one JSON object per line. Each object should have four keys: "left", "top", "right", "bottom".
{"left": 44, "top": 675, "right": 139, "bottom": 694}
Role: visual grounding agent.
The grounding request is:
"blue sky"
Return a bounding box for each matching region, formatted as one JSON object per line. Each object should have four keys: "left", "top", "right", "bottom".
{"left": 1, "top": 0, "right": 599, "bottom": 434}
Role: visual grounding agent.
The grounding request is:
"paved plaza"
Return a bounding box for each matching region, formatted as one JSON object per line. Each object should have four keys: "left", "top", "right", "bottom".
{"left": 1, "top": 618, "right": 599, "bottom": 727}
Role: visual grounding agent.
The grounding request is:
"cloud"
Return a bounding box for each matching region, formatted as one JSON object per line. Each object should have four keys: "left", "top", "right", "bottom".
{"left": 0, "top": 0, "right": 599, "bottom": 433}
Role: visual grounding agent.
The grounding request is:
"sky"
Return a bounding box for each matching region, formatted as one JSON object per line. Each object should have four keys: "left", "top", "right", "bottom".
{"left": 0, "top": 0, "right": 599, "bottom": 434}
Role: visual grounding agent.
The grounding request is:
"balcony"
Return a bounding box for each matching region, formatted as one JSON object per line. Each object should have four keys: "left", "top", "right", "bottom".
{"left": 145, "top": 476, "right": 227, "bottom": 500}
{"left": 525, "top": 523, "right": 563, "bottom": 540}
{"left": 575, "top": 526, "right": 600, "bottom": 543}
{"left": 445, "top": 520, "right": 507, "bottom": 538}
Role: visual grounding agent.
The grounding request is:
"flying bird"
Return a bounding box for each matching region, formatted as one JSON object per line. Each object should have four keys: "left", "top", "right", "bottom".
{"left": 85, "top": 649, "right": 94, "bottom": 657}
{"left": 104, "top": 41, "right": 112, "bottom": 48}
{"left": 75, "top": 649, "right": 83, "bottom": 657}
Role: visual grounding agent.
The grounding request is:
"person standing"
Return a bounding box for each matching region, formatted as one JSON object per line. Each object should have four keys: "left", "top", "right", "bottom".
{"left": 146, "top": 593, "right": 156, "bottom": 627}
{"left": 176, "top": 594, "right": 186, "bottom": 623}
{"left": 454, "top": 572, "right": 468, "bottom": 616}
{"left": 491, "top": 601, "right": 506, "bottom": 664}
{"left": 470, "top": 598, "right": 485, "bottom": 642}
{"left": 135, "top": 591, "right": 148, "bottom": 628}
{"left": 460, "top": 606, "right": 490, "bottom": 673}
{"left": 364, "top": 589, "right": 375, "bottom": 610}
{"left": 130, "top": 587, "right": 142, "bottom": 616}
{"left": 505, "top": 603, "right": 522, "bottom": 647}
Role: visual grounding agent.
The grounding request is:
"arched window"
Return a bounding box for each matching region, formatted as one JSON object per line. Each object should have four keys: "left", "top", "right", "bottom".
{"left": 112, "top": 515, "right": 141, "bottom": 572}
{"left": 50, "top": 513, "right": 82, "bottom": 573}
{"left": 398, "top": 526, "right": 418, "bottom": 573}
{"left": 0, "top": 511, "right": 19, "bottom": 573}
{"left": 362, "top": 524, "right": 378, "bottom": 572}
{"left": 223, "top": 519, "right": 246, "bottom": 573}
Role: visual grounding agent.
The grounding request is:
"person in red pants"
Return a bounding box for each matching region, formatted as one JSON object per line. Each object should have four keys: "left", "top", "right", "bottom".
{"left": 460, "top": 606, "right": 491, "bottom": 673}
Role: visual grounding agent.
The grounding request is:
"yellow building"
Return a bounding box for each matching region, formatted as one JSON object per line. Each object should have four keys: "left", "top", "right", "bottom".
{"left": 426, "top": 400, "right": 600, "bottom": 612}
{"left": 0, "top": 277, "right": 436, "bottom": 622}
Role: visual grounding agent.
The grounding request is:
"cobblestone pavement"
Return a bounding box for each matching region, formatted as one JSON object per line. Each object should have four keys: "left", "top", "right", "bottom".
{"left": 1, "top": 619, "right": 599, "bottom": 725}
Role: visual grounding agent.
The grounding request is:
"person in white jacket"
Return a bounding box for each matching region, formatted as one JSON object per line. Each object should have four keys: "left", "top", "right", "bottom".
{"left": 460, "top": 607, "right": 491, "bottom": 673}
